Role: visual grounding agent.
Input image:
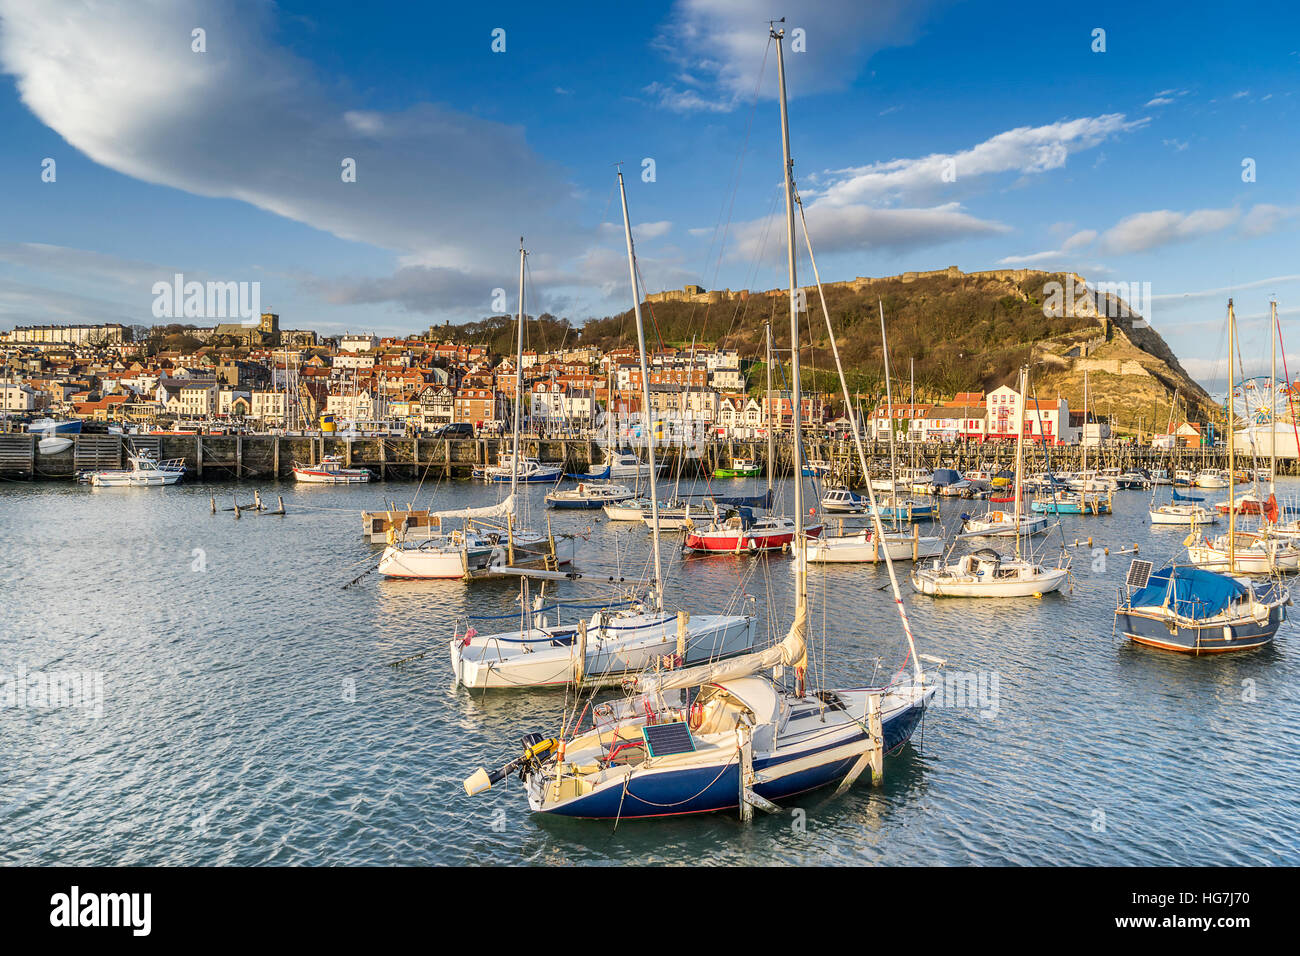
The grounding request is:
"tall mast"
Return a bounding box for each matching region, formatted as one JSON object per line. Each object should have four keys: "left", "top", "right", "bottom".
{"left": 1014, "top": 366, "right": 1027, "bottom": 562}
{"left": 880, "top": 301, "right": 900, "bottom": 525}
{"left": 1082, "top": 370, "right": 1088, "bottom": 472}
{"left": 773, "top": 23, "right": 807, "bottom": 637}
{"left": 1228, "top": 299, "right": 1236, "bottom": 572}
{"left": 510, "top": 240, "right": 526, "bottom": 500}
{"left": 1271, "top": 298, "right": 1278, "bottom": 495}
{"left": 617, "top": 168, "right": 664, "bottom": 613}
{"left": 765, "top": 321, "right": 774, "bottom": 495}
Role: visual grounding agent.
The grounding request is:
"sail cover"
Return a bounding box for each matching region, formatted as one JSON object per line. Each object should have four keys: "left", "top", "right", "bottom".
{"left": 1171, "top": 488, "right": 1204, "bottom": 502}
{"left": 637, "top": 613, "right": 806, "bottom": 696}
{"left": 566, "top": 465, "right": 610, "bottom": 480}
{"left": 931, "top": 468, "right": 962, "bottom": 486}
{"left": 711, "top": 489, "right": 774, "bottom": 509}
{"left": 1129, "top": 566, "right": 1248, "bottom": 618}
{"left": 430, "top": 494, "right": 515, "bottom": 522}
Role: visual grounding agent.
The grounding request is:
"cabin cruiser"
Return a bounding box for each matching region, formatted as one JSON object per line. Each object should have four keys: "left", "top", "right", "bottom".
{"left": 293, "top": 454, "right": 372, "bottom": 483}
{"left": 474, "top": 454, "right": 563, "bottom": 483}
{"left": 89, "top": 452, "right": 186, "bottom": 487}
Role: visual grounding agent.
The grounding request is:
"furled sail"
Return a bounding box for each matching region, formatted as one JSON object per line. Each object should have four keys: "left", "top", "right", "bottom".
{"left": 430, "top": 494, "right": 515, "bottom": 522}
{"left": 637, "top": 612, "right": 806, "bottom": 695}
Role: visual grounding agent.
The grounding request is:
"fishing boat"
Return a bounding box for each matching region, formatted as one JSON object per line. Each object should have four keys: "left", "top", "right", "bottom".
{"left": 464, "top": 32, "right": 934, "bottom": 814}
{"left": 474, "top": 454, "right": 562, "bottom": 483}
{"left": 448, "top": 175, "right": 754, "bottom": 689}
{"left": 913, "top": 366, "right": 1068, "bottom": 597}
{"left": 1031, "top": 488, "right": 1111, "bottom": 515}
{"left": 545, "top": 482, "right": 636, "bottom": 509}
{"left": 89, "top": 451, "right": 186, "bottom": 487}
{"left": 292, "top": 454, "right": 371, "bottom": 483}
{"left": 801, "top": 459, "right": 832, "bottom": 478}
{"left": 683, "top": 508, "right": 822, "bottom": 553}
{"left": 713, "top": 456, "right": 760, "bottom": 478}
{"left": 821, "top": 487, "right": 867, "bottom": 513}
{"left": 28, "top": 417, "right": 82, "bottom": 436}
{"left": 1115, "top": 559, "right": 1287, "bottom": 653}
{"left": 1195, "top": 469, "right": 1230, "bottom": 489}
{"left": 1173, "top": 469, "right": 1196, "bottom": 487}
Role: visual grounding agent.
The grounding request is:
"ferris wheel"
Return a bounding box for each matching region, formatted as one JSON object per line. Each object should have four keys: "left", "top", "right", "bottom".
{"left": 1228, "top": 375, "right": 1294, "bottom": 429}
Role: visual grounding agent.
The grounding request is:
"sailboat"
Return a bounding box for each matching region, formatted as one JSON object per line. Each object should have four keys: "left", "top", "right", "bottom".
{"left": 448, "top": 171, "right": 755, "bottom": 689}
{"left": 1149, "top": 390, "right": 1219, "bottom": 525}
{"left": 912, "top": 366, "right": 1069, "bottom": 597}
{"left": 686, "top": 320, "right": 828, "bottom": 552}
{"left": 807, "top": 301, "right": 941, "bottom": 564}
{"left": 379, "top": 242, "right": 572, "bottom": 579}
{"left": 463, "top": 24, "right": 934, "bottom": 815}
{"left": 1188, "top": 300, "right": 1300, "bottom": 573}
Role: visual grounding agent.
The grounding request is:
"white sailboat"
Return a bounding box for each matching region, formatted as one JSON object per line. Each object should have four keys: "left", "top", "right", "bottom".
{"left": 465, "top": 26, "right": 934, "bottom": 816}
{"left": 1188, "top": 300, "right": 1300, "bottom": 574}
{"left": 449, "top": 173, "right": 755, "bottom": 689}
{"left": 912, "top": 366, "right": 1069, "bottom": 597}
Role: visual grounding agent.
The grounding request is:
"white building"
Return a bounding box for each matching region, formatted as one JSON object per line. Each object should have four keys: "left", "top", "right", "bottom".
{"left": 985, "top": 386, "right": 1074, "bottom": 444}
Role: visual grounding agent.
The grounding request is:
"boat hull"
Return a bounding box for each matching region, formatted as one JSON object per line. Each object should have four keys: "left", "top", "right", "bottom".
{"left": 451, "top": 613, "right": 754, "bottom": 689}
{"left": 684, "top": 524, "right": 823, "bottom": 553}
{"left": 528, "top": 688, "right": 930, "bottom": 818}
{"left": 1117, "top": 603, "right": 1285, "bottom": 654}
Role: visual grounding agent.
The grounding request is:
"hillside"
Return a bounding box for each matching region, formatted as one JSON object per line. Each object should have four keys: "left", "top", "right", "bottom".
{"left": 436, "top": 267, "right": 1214, "bottom": 435}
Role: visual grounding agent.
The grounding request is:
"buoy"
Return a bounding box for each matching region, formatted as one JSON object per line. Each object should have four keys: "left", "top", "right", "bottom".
{"left": 1033, "top": 591, "right": 1042, "bottom": 598}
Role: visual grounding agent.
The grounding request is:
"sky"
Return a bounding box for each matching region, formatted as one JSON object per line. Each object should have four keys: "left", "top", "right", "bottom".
{"left": 1, "top": 0, "right": 1298, "bottom": 391}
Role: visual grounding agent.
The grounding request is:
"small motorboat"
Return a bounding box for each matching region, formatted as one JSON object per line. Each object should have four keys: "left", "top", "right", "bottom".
{"left": 820, "top": 487, "right": 867, "bottom": 514}
{"left": 473, "top": 454, "right": 562, "bottom": 483}
{"left": 89, "top": 452, "right": 185, "bottom": 487}
{"left": 713, "top": 456, "right": 761, "bottom": 478}
{"left": 293, "top": 454, "right": 372, "bottom": 483}
{"left": 911, "top": 547, "right": 1068, "bottom": 597}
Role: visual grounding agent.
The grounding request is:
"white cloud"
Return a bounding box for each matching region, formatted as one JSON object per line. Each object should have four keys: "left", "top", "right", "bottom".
{"left": 1239, "top": 204, "right": 1300, "bottom": 238}
{"left": 647, "top": 0, "right": 942, "bottom": 112}
{"left": 734, "top": 202, "right": 1007, "bottom": 262}
{"left": 811, "top": 114, "right": 1145, "bottom": 206}
{"left": 1145, "top": 97, "right": 1173, "bottom": 106}
{"left": 0, "top": 0, "right": 587, "bottom": 318}
{"left": 1100, "top": 207, "right": 1241, "bottom": 254}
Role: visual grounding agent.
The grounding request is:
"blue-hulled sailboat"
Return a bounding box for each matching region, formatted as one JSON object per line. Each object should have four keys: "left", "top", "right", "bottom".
{"left": 1115, "top": 561, "right": 1287, "bottom": 653}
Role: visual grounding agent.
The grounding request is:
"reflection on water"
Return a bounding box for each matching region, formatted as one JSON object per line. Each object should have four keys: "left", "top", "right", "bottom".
{"left": 1, "top": 476, "right": 1297, "bottom": 864}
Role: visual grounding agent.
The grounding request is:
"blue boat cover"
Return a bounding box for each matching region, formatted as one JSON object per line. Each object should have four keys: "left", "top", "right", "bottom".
{"left": 1171, "top": 488, "right": 1204, "bottom": 502}
{"left": 712, "top": 489, "right": 774, "bottom": 509}
{"left": 931, "top": 468, "right": 961, "bottom": 485}
{"left": 1129, "top": 566, "right": 1248, "bottom": 617}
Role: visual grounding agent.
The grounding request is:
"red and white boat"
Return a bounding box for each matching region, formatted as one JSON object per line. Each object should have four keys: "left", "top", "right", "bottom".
{"left": 683, "top": 509, "right": 823, "bottom": 553}
{"left": 292, "top": 454, "right": 372, "bottom": 483}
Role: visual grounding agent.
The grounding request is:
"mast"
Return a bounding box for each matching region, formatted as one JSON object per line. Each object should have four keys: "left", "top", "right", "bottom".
{"left": 765, "top": 321, "right": 774, "bottom": 495}
{"left": 1228, "top": 299, "right": 1236, "bottom": 572}
{"left": 1271, "top": 298, "right": 1278, "bottom": 495}
{"left": 1082, "top": 370, "right": 1089, "bottom": 473}
{"left": 795, "top": 188, "right": 923, "bottom": 684}
{"left": 880, "top": 300, "right": 900, "bottom": 526}
{"left": 511, "top": 240, "right": 526, "bottom": 500}
{"left": 774, "top": 22, "right": 808, "bottom": 671}
{"left": 617, "top": 168, "right": 664, "bottom": 613}
{"left": 1014, "top": 366, "right": 1027, "bottom": 562}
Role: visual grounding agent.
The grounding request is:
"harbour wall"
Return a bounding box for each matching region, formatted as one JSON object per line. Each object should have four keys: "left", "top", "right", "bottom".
{"left": 0, "top": 434, "right": 1284, "bottom": 481}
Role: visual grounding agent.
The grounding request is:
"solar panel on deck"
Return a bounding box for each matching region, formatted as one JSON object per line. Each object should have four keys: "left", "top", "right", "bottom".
{"left": 642, "top": 721, "right": 696, "bottom": 758}
{"left": 1126, "top": 559, "right": 1153, "bottom": 589}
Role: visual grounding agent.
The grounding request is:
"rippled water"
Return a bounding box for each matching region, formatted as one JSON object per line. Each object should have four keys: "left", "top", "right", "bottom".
{"left": 3, "top": 474, "right": 1298, "bottom": 865}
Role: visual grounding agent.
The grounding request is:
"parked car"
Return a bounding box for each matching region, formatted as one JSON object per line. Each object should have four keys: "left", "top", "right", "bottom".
{"left": 433, "top": 423, "right": 474, "bottom": 439}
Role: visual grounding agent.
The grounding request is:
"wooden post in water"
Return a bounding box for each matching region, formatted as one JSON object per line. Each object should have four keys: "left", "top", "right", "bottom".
{"left": 196, "top": 435, "right": 204, "bottom": 477}
{"left": 235, "top": 434, "right": 242, "bottom": 478}
{"left": 273, "top": 436, "right": 280, "bottom": 477}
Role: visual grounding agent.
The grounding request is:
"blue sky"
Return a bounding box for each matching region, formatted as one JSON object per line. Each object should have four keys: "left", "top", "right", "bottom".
{"left": 1, "top": 0, "right": 1298, "bottom": 388}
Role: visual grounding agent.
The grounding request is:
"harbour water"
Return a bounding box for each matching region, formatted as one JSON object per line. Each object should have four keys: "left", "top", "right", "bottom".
{"left": 3, "top": 477, "right": 1298, "bottom": 865}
